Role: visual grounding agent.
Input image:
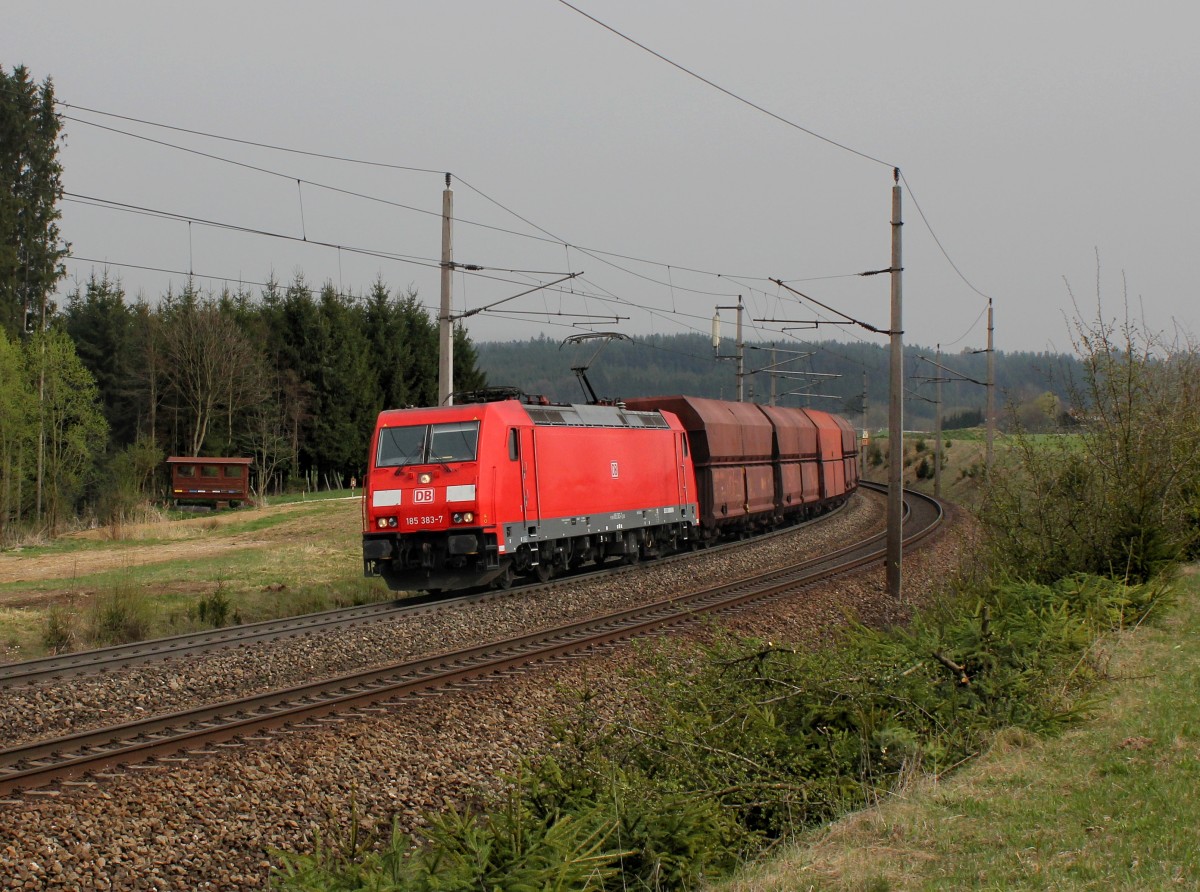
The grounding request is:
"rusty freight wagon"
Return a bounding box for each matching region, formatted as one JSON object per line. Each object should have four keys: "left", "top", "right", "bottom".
{"left": 166, "top": 457, "right": 254, "bottom": 507}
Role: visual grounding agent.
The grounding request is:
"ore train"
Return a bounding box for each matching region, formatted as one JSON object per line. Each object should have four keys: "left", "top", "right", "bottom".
{"left": 361, "top": 393, "right": 859, "bottom": 592}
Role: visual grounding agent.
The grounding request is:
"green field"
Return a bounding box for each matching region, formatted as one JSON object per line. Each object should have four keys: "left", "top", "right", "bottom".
{"left": 0, "top": 493, "right": 392, "bottom": 660}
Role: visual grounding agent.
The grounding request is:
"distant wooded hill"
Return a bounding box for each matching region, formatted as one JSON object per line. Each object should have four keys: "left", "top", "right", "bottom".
{"left": 475, "top": 333, "right": 1081, "bottom": 433}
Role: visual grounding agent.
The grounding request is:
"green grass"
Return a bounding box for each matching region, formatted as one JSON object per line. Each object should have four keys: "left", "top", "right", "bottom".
{"left": 713, "top": 567, "right": 1200, "bottom": 891}
{"left": 0, "top": 607, "right": 48, "bottom": 661}
{"left": 0, "top": 495, "right": 392, "bottom": 660}
{"left": 1, "top": 573, "right": 393, "bottom": 659}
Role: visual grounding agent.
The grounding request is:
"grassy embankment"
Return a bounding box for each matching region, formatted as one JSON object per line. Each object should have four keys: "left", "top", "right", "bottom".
{"left": 0, "top": 492, "right": 391, "bottom": 660}
{"left": 862, "top": 428, "right": 1078, "bottom": 507}
{"left": 717, "top": 567, "right": 1200, "bottom": 891}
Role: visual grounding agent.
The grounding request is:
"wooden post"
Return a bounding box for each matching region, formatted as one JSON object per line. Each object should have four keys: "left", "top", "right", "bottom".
{"left": 438, "top": 174, "right": 454, "bottom": 406}
{"left": 934, "top": 345, "right": 942, "bottom": 499}
{"left": 736, "top": 295, "right": 745, "bottom": 402}
{"left": 986, "top": 298, "right": 995, "bottom": 471}
{"left": 887, "top": 171, "right": 904, "bottom": 599}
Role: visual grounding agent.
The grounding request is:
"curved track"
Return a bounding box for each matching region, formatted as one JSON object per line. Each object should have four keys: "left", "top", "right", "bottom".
{"left": 0, "top": 489, "right": 863, "bottom": 686}
{"left": 0, "top": 484, "right": 941, "bottom": 798}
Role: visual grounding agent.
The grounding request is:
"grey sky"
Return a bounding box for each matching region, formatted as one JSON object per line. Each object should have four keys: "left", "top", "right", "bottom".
{"left": 6, "top": 2, "right": 1197, "bottom": 356}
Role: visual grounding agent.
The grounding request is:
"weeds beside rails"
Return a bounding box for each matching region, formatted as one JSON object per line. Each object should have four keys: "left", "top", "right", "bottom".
{"left": 273, "top": 572, "right": 1172, "bottom": 891}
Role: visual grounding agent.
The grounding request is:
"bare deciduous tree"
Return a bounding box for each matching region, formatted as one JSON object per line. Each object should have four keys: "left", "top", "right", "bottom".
{"left": 161, "top": 292, "right": 263, "bottom": 457}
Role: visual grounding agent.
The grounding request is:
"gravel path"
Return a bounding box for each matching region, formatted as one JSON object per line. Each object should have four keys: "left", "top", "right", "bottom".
{"left": 0, "top": 493, "right": 975, "bottom": 890}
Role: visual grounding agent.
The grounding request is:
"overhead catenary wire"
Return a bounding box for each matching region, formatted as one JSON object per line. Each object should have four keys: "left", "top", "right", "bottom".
{"left": 58, "top": 101, "right": 447, "bottom": 175}
{"left": 898, "top": 171, "right": 991, "bottom": 303}
{"left": 67, "top": 169, "right": 765, "bottom": 340}
{"left": 553, "top": 0, "right": 894, "bottom": 170}
{"left": 553, "top": 1, "right": 993, "bottom": 309}
{"left": 54, "top": 108, "right": 914, "bottom": 382}
{"left": 40, "top": 58, "right": 992, "bottom": 353}
{"left": 58, "top": 103, "right": 874, "bottom": 304}
{"left": 52, "top": 85, "right": 987, "bottom": 355}
{"left": 65, "top": 184, "right": 892, "bottom": 355}
{"left": 62, "top": 254, "right": 630, "bottom": 326}
{"left": 64, "top": 195, "right": 632, "bottom": 307}
{"left": 51, "top": 97, "right": 897, "bottom": 289}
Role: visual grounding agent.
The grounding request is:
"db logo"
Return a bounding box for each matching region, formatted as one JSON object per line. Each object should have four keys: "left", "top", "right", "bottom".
{"left": 413, "top": 488, "right": 435, "bottom": 504}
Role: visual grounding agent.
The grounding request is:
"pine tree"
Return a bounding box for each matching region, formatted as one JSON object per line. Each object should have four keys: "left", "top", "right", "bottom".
{"left": 0, "top": 64, "right": 67, "bottom": 340}
{"left": 62, "top": 272, "right": 139, "bottom": 448}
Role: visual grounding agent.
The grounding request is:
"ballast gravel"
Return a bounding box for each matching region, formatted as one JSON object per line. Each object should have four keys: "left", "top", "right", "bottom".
{"left": 0, "top": 493, "right": 976, "bottom": 890}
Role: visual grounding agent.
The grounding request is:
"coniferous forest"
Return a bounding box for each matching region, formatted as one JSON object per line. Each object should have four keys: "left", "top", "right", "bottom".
{"left": 477, "top": 332, "right": 1081, "bottom": 433}
{"left": 1, "top": 271, "right": 485, "bottom": 534}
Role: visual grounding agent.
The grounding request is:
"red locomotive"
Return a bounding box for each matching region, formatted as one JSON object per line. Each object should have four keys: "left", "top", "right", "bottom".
{"left": 361, "top": 392, "right": 859, "bottom": 593}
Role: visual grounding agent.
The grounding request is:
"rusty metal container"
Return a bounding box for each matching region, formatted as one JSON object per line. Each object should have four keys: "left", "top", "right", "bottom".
{"left": 757, "top": 405, "right": 821, "bottom": 509}
{"left": 624, "top": 395, "right": 773, "bottom": 529}
{"left": 800, "top": 409, "right": 847, "bottom": 499}
{"left": 834, "top": 414, "right": 861, "bottom": 489}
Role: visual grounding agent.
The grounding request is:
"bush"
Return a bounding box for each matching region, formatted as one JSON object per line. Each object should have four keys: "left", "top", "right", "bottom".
{"left": 276, "top": 573, "right": 1168, "bottom": 891}
{"left": 87, "top": 586, "right": 154, "bottom": 646}
{"left": 42, "top": 604, "right": 77, "bottom": 653}
{"left": 95, "top": 437, "right": 164, "bottom": 528}
{"left": 194, "top": 586, "right": 234, "bottom": 628}
{"left": 980, "top": 308, "right": 1200, "bottom": 583}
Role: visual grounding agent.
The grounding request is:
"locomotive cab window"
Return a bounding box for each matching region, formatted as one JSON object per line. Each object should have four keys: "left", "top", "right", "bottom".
{"left": 377, "top": 425, "right": 427, "bottom": 467}
{"left": 377, "top": 421, "right": 480, "bottom": 468}
{"left": 429, "top": 422, "right": 479, "bottom": 462}
{"left": 508, "top": 428, "right": 519, "bottom": 461}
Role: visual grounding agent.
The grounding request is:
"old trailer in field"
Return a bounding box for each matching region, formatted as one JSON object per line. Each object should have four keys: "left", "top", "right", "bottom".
{"left": 166, "top": 457, "right": 254, "bottom": 507}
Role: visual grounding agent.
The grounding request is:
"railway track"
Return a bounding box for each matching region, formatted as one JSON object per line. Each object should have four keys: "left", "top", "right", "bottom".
{"left": 0, "top": 594, "right": 436, "bottom": 687}
{"left": 0, "top": 484, "right": 940, "bottom": 798}
{"left": 0, "top": 487, "right": 868, "bottom": 688}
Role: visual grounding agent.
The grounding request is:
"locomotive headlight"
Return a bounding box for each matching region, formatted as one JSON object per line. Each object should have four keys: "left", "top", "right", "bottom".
{"left": 451, "top": 511, "right": 475, "bottom": 525}
{"left": 462, "top": 511, "right": 474, "bottom": 523}
{"left": 418, "top": 472, "right": 433, "bottom": 485}
{"left": 376, "top": 516, "right": 398, "bottom": 529}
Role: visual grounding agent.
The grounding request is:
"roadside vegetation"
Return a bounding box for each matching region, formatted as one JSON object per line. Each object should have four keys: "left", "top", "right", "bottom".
{"left": 716, "top": 568, "right": 1200, "bottom": 890}
{"left": 0, "top": 492, "right": 391, "bottom": 662}
{"left": 275, "top": 308, "right": 1200, "bottom": 890}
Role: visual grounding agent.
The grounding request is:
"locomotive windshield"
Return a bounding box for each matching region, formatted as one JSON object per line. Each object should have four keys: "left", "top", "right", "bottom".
{"left": 376, "top": 421, "right": 480, "bottom": 468}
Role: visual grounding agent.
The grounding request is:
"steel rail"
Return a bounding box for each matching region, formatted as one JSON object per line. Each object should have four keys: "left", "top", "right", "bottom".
{"left": 0, "top": 485, "right": 939, "bottom": 798}
{"left": 0, "top": 490, "right": 868, "bottom": 686}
